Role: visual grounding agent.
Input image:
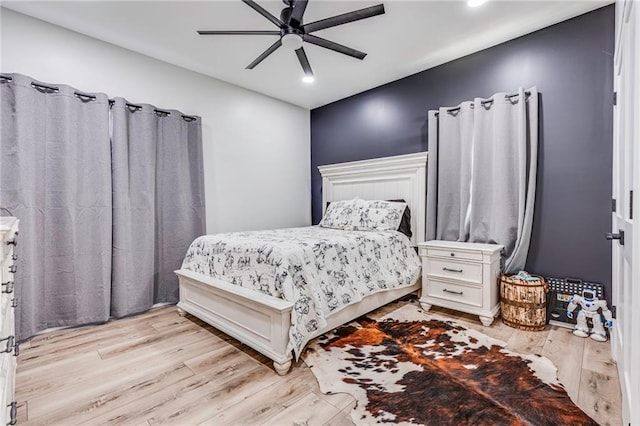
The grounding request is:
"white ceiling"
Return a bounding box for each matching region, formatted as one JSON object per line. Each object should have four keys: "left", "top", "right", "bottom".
{"left": 2, "top": 0, "right": 611, "bottom": 109}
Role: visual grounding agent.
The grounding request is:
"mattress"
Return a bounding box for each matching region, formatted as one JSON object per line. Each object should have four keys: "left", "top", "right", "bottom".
{"left": 181, "top": 226, "right": 421, "bottom": 357}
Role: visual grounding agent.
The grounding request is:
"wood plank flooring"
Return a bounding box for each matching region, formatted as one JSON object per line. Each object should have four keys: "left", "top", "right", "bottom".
{"left": 16, "top": 298, "right": 622, "bottom": 425}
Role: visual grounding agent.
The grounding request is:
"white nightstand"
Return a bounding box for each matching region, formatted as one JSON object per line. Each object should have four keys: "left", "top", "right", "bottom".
{"left": 418, "top": 240, "right": 503, "bottom": 326}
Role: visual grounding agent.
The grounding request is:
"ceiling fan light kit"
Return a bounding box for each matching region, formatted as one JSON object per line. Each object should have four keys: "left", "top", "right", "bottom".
{"left": 468, "top": 0, "right": 488, "bottom": 7}
{"left": 197, "top": 0, "right": 385, "bottom": 80}
{"left": 281, "top": 33, "right": 303, "bottom": 50}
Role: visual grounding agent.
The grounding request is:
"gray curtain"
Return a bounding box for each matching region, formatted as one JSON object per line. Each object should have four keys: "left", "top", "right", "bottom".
{"left": 110, "top": 98, "right": 205, "bottom": 317}
{"left": 426, "top": 87, "right": 538, "bottom": 273}
{"left": 426, "top": 110, "right": 438, "bottom": 241}
{"left": 0, "top": 74, "right": 112, "bottom": 340}
{"left": 434, "top": 102, "right": 474, "bottom": 242}
{"left": 1, "top": 74, "right": 206, "bottom": 339}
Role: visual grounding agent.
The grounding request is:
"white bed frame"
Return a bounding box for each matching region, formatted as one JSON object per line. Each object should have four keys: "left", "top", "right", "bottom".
{"left": 175, "top": 152, "right": 428, "bottom": 375}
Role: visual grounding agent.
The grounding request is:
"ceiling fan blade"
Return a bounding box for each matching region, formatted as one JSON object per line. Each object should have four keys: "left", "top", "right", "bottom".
{"left": 289, "top": 0, "right": 309, "bottom": 26}
{"left": 302, "top": 4, "right": 385, "bottom": 33}
{"left": 302, "top": 34, "right": 366, "bottom": 60}
{"left": 197, "top": 30, "right": 281, "bottom": 35}
{"left": 295, "top": 47, "right": 313, "bottom": 76}
{"left": 241, "top": 0, "right": 285, "bottom": 28}
{"left": 246, "top": 39, "right": 283, "bottom": 69}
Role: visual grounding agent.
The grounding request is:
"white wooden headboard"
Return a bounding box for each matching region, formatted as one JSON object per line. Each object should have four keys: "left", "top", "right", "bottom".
{"left": 318, "top": 152, "right": 428, "bottom": 245}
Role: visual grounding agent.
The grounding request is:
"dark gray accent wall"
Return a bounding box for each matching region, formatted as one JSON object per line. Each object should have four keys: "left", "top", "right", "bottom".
{"left": 311, "top": 5, "right": 615, "bottom": 302}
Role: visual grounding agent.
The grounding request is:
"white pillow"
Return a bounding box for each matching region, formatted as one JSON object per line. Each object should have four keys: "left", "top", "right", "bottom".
{"left": 319, "top": 199, "right": 407, "bottom": 232}
{"left": 319, "top": 198, "right": 365, "bottom": 230}
{"left": 352, "top": 200, "right": 407, "bottom": 231}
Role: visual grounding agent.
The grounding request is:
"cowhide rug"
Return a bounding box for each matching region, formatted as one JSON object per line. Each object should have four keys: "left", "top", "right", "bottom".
{"left": 303, "top": 304, "right": 597, "bottom": 426}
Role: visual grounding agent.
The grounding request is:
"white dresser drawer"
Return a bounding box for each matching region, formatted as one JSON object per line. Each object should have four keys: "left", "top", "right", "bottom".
{"left": 0, "top": 355, "right": 8, "bottom": 426}
{"left": 1, "top": 295, "right": 14, "bottom": 340}
{"left": 1, "top": 247, "right": 10, "bottom": 269}
{"left": 0, "top": 217, "right": 17, "bottom": 426}
{"left": 1, "top": 230, "right": 17, "bottom": 260}
{"left": 426, "top": 279, "right": 483, "bottom": 307}
{"left": 427, "top": 247, "right": 483, "bottom": 262}
{"left": 0, "top": 353, "right": 16, "bottom": 426}
{"left": 425, "top": 258, "right": 482, "bottom": 284}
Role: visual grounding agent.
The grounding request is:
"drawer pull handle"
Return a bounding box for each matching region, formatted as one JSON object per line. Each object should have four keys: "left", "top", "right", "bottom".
{"left": 11, "top": 298, "right": 18, "bottom": 308}
{"left": 443, "top": 289, "right": 464, "bottom": 296}
{"left": 8, "top": 265, "right": 17, "bottom": 274}
{"left": 442, "top": 267, "right": 463, "bottom": 273}
{"left": 12, "top": 254, "right": 17, "bottom": 261}
{"left": 0, "top": 336, "right": 19, "bottom": 356}
{"left": 0, "top": 336, "right": 15, "bottom": 354}
{"left": 1, "top": 281, "right": 14, "bottom": 294}
{"left": 8, "top": 401, "right": 17, "bottom": 425}
{"left": 6, "top": 238, "right": 17, "bottom": 247}
{"left": 450, "top": 252, "right": 455, "bottom": 257}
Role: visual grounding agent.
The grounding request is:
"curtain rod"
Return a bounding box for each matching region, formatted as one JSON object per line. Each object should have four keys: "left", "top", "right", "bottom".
{"left": 434, "top": 91, "right": 531, "bottom": 116}
{"left": 74, "top": 91, "right": 97, "bottom": 102}
{"left": 107, "top": 103, "right": 172, "bottom": 117}
{"left": 108, "top": 99, "right": 143, "bottom": 112}
{"left": 31, "top": 82, "right": 59, "bottom": 93}
{"left": 154, "top": 108, "right": 171, "bottom": 117}
{"left": 107, "top": 99, "right": 197, "bottom": 121}
{"left": 2, "top": 80, "right": 196, "bottom": 122}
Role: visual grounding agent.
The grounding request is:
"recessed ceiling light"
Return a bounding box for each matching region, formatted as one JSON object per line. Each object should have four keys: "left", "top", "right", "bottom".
{"left": 302, "top": 75, "right": 315, "bottom": 84}
{"left": 468, "top": 0, "right": 488, "bottom": 7}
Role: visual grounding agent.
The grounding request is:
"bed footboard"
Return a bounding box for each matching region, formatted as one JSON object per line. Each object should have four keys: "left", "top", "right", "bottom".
{"left": 175, "top": 269, "right": 421, "bottom": 376}
{"left": 175, "top": 269, "right": 294, "bottom": 375}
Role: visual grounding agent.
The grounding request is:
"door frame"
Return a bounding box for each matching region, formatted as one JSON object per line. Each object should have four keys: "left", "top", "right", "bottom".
{"left": 612, "top": 0, "right": 640, "bottom": 424}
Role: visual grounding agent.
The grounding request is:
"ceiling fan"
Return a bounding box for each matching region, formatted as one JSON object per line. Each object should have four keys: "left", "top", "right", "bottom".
{"left": 197, "top": 0, "right": 385, "bottom": 81}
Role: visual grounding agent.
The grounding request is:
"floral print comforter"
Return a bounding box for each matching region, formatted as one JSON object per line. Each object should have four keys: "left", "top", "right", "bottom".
{"left": 181, "top": 226, "right": 421, "bottom": 358}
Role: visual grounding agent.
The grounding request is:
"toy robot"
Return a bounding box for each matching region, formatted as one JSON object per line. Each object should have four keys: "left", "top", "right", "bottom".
{"left": 566, "top": 289, "right": 613, "bottom": 342}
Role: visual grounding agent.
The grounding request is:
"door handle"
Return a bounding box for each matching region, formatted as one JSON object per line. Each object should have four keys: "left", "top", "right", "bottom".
{"left": 605, "top": 230, "right": 624, "bottom": 245}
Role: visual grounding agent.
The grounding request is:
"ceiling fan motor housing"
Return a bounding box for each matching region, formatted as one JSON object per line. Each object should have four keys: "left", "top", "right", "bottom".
{"left": 280, "top": 6, "right": 293, "bottom": 25}
{"left": 197, "top": 0, "right": 386, "bottom": 75}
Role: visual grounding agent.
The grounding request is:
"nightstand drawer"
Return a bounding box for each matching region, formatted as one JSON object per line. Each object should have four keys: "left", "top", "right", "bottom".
{"left": 426, "top": 279, "right": 482, "bottom": 307}
{"left": 426, "top": 258, "right": 482, "bottom": 284}
{"left": 427, "top": 247, "right": 483, "bottom": 262}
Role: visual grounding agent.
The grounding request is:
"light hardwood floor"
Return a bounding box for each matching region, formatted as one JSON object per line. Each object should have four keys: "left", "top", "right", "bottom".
{"left": 16, "top": 297, "right": 622, "bottom": 425}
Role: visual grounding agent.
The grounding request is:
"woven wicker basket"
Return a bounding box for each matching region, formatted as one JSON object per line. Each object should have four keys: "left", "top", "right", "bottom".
{"left": 500, "top": 274, "right": 548, "bottom": 331}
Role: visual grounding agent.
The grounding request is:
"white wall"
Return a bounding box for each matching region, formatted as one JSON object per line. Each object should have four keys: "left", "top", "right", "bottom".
{"left": 0, "top": 8, "right": 311, "bottom": 233}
